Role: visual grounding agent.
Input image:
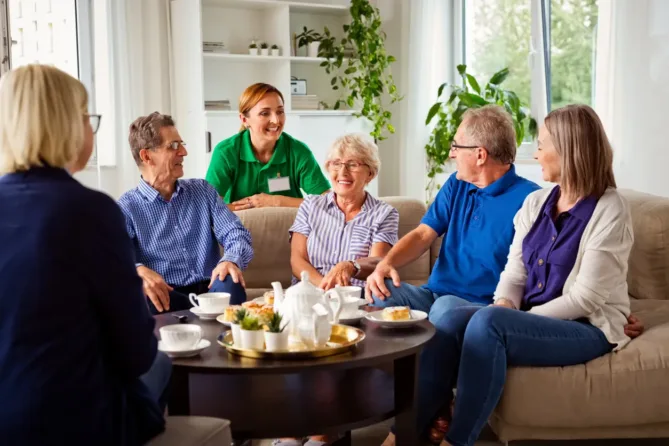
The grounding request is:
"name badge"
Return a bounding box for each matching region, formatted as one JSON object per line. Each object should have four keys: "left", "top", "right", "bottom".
{"left": 268, "top": 175, "right": 291, "bottom": 193}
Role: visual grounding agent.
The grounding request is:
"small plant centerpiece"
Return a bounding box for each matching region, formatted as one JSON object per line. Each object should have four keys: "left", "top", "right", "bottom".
{"left": 264, "top": 312, "right": 289, "bottom": 352}
{"left": 270, "top": 44, "right": 280, "bottom": 57}
{"left": 260, "top": 42, "right": 269, "bottom": 56}
{"left": 228, "top": 307, "right": 247, "bottom": 345}
{"left": 239, "top": 314, "right": 264, "bottom": 350}
{"left": 248, "top": 40, "right": 258, "bottom": 56}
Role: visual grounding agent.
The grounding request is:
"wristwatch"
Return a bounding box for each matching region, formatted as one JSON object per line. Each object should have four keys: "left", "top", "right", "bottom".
{"left": 349, "top": 260, "right": 361, "bottom": 277}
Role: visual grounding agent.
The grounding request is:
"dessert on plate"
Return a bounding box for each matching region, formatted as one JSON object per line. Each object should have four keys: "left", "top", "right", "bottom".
{"left": 224, "top": 305, "right": 242, "bottom": 322}
{"left": 262, "top": 290, "right": 274, "bottom": 306}
{"left": 381, "top": 306, "right": 411, "bottom": 321}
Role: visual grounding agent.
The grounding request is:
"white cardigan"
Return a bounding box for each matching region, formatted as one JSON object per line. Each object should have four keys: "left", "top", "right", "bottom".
{"left": 494, "top": 187, "right": 634, "bottom": 350}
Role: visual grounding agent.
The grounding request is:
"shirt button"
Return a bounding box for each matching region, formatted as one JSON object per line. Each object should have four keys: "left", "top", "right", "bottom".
{"left": 538, "top": 259, "right": 544, "bottom": 266}
{"left": 551, "top": 236, "right": 556, "bottom": 241}
{"left": 474, "top": 216, "right": 479, "bottom": 220}
{"left": 538, "top": 282, "right": 543, "bottom": 289}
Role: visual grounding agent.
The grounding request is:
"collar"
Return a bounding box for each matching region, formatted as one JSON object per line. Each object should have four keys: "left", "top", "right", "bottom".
{"left": 138, "top": 176, "right": 183, "bottom": 202}
{"left": 327, "top": 191, "right": 373, "bottom": 212}
{"left": 0, "top": 165, "right": 72, "bottom": 184}
{"left": 240, "top": 129, "right": 287, "bottom": 165}
{"left": 477, "top": 164, "right": 519, "bottom": 197}
{"left": 543, "top": 185, "right": 598, "bottom": 221}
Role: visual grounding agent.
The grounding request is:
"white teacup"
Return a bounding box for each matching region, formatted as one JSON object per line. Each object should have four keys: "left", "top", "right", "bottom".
{"left": 159, "top": 324, "right": 202, "bottom": 350}
{"left": 189, "top": 292, "right": 230, "bottom": 313}
{"left": 334, "top": 286, "right": 365, "bottom": 318}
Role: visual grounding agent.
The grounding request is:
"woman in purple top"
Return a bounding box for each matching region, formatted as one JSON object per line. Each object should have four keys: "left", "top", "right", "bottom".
{"left": 382, "top": 105, "right": 642, "bottom": 446}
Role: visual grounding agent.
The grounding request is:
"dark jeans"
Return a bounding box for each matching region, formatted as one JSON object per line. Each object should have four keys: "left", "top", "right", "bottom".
{"left": 147, "top": 276, "right": 247, "bottom": 315}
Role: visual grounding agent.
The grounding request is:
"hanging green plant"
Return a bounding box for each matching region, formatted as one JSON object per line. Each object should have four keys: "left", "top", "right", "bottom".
{"left": 424, "top": 64, "right": 537, "bottom": 201}
{"left": 318, "top": 0, "right": 402, "bottom": 141}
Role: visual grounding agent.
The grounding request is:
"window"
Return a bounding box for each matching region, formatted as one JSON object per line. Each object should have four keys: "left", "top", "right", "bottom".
{"left": 463, "top": 0, "right": 600, "bottom": 158}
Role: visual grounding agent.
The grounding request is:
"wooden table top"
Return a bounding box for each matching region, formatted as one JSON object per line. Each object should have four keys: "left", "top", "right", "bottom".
{"left": 154, "top": 308, "right": 435, "bottom": 375}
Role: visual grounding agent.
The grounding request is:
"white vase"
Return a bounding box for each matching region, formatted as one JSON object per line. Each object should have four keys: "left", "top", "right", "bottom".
{"left": 230, "top": 323, "right": 242, "bottom": 346}
{"left": 271, "top": 48, "right": 280, "bottom": 57}
{"left": 240, "top": 329, "right": 265, "bottom": 350}
{"left": 307, "top": 41, "right": 320, "bottom": 58}
{"left": 249, "top": 48, "right": 258, "bottom": 56}
{"left": 264, "top": 331, "right": 289, "bottom": 352}
{"left": 260, "top": 48, "right": 269, "bottom": 56}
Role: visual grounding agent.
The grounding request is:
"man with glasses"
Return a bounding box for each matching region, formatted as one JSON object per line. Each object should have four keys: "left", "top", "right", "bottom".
{"left": 117, "top": 112, "right": 253, "bottom": 314}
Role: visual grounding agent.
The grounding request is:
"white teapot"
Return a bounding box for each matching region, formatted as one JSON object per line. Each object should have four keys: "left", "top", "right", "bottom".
{"left": 271, "top": 271, "right": 342, "bottom": 346}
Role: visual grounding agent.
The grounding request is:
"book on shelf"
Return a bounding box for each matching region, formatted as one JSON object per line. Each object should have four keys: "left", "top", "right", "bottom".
{"left": 291, "top": 94, "right": 320, "bottom": 110}
{"left": 203, "top": 41, "right": 230, "bottom": 54}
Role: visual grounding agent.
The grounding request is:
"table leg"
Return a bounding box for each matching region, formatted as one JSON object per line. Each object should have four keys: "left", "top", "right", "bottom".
{"left": 393, "top": 354, "right": 419, "bottom": 445}
{"left": 167, "top": 367, "right": 190, "bottom": 415}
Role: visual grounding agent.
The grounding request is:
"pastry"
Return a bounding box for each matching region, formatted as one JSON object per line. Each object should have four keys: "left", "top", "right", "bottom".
{"left": 224, "top": 305, "right": 241, "bottom": 322}
{"left": 263, "top": 290, "right": 274, "bottom": 306}
{"left": 381, "top": 306, "right": 411, "bottom": 321}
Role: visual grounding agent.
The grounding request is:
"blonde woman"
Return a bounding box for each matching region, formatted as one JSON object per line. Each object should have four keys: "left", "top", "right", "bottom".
{"left": 0, "top": 65, "right": 169, "bottom": 445}
{"left": 382, "top": 104, "right": 638, "bottom": 446}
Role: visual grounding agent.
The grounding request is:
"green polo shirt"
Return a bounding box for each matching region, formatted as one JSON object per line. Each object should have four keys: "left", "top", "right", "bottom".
{"left": 205, "top": 130, "right": 331, "bottom": 203}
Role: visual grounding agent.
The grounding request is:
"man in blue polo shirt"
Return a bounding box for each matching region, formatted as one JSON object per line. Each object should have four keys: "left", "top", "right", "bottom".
{"left": 367, "top": 104, "right": 539, "bottom": 313}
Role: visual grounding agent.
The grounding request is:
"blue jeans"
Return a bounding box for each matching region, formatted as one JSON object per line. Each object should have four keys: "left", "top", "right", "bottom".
{"left": 148, "top": 275, "right": 247, "bottom": 314}
{"left": 427, "top": 305, "right": 614, "bottom": 446}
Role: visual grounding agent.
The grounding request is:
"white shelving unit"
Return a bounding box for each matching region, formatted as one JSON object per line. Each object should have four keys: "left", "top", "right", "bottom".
{"left": 170, "top": 0, "right": 375, "bottom": 194}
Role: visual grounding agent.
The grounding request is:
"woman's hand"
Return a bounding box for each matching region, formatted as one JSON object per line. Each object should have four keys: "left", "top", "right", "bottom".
{"left": 319, "top": 261, "right": 356, "bottom": 290}
{"left": 209, "top": 261, "right": 246, "bottom": 288}
{"left": 230, "top": 193, "right": 281, "bottom": 211}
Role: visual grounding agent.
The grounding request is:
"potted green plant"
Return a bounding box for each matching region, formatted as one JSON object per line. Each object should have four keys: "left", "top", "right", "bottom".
{"left": 296, "top": 27, "right": 322, "bottom": 58}
{"left": 263, "top": 312, "right": 288, "bottom": 352}
{"left": 239, "top": 314, "right": 264, "bottom": 350}
{"left": 424, "top": 64, "right": 537, "bottom": 202}
{"left": 260, "top": 42, "right": 269, "bottom": 56}
{"left": 317, "top": 0, "right": 402, "bottom": 141}
{"left": 270, "top": 44, "right": 280, "bottom": 57}
{"left": 248, "top": 40, "right": 258, "bottom": 56}
{"left": 230, "top": 307, "right": 247, "bottom": 345}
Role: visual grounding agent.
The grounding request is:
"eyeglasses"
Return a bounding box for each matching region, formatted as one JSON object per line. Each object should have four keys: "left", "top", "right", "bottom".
{"left": 87, "top": 114, "right": 102, "bottom": 134}
{"left": 450, "top": 141, "right": 479, "bottom": 152}
{"left": 163, "top": 141, "right": 186, "bottom": 151}
{"left": 329, "top": 160, "right": 368, "bottom": 172}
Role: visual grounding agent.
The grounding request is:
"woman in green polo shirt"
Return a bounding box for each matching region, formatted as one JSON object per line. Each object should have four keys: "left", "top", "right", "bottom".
{"left": 205, "top": 83, "right": 331, "bottom": 210}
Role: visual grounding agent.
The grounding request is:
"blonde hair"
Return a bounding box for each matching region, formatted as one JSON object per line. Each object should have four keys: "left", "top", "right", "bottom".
{"left": 238, "top": 83, "right": 285, "bottom": 132}
{"left": 0, "top": 64, "right": 88, "bottom": 174}
{"left": 325, "top": 133, "right": 381, "bottom": 179}
{"left": 461, "top": 104, "right": 516, "bottom": 164}
{"left": 544, "top": 104, "right": 616, "bottom": 200}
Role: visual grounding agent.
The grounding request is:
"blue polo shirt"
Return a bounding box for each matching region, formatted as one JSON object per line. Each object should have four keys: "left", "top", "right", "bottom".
{"left": 422, "top": 165, "right": 540, "bottom": 304}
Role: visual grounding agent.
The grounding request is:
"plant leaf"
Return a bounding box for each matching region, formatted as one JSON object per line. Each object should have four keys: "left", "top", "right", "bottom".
{"left": 425, "top": 102, "right": 442, "bottom": 125}
{"left": 489, "top": 67, "right": 510, "bottom": 85}
{"left": 456, "top": 64, "right": 467, "bottom": 76}
{"left": 437, "top": 82, "right": 448, "bottom": 98}
{"left": 458, "top": 93, "right": 488, "bottom": 107}
{"left": 466, "top": 74, "right": 481, "bottom": 94}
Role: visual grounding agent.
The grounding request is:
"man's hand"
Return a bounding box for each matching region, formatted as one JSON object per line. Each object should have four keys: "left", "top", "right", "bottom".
{"left": 230, "top": 193, "right": 280, "bottom": 211}
{"left": 493, "top": 298, "right": 516, "bottom": 309}
{"left": 210, "top": 261, "right": 246, "bottom": 288}
{"left": 319, "top": 261, "right": 355, "bottom": 290}
{"left": 365, "top": 262, "right": 401, "bottom": 303}
{"left": 624, "top": 314, "right": 644, "bottom": 338}
{"left": 137, "top": 265, "right": 173, "bottom": 313}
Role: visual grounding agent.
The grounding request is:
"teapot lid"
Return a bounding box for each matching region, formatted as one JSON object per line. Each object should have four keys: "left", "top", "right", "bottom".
{"left": 286, "top": 271, "right": 321, "bottom": 297}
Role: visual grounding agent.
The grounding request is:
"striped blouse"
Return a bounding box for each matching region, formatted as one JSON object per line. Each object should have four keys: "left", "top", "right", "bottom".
{"left": 289, "top": 192, "right": 399, "bottom": 287}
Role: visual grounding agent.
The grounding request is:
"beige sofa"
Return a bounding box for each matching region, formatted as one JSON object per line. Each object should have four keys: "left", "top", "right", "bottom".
{"left": 234, "top": 190, "right": 669, "bottom": 442}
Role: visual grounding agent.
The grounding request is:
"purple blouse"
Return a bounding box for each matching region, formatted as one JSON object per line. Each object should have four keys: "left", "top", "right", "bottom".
{"left": 521, "top": 186, "right": 598, "bottom": 310}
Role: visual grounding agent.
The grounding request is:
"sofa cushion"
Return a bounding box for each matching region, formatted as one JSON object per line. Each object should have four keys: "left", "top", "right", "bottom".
{"left": 493, "top": 298, "right": 669, "bottom": 428}
{"left": 619, "top": 189, "right": 669, "bottom": 301}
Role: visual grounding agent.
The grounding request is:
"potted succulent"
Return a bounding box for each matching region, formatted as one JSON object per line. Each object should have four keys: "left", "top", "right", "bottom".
{"left": 296, "top": 27, "right": 322, "bottom": 58}
{"left": 270, "top": 44, "right": 280, "bottom": 57}
{"left": 264, "top": 312, "right": 288, "bottom": 352}
{"left": 239, "top": 314, "right": 264, "bottom": 350}
{"left": 248, "top": 40, "right": 258, "bottom": 56}
{"left": 230, "top": 307, "right": 247, "bottom": 345}
{"left": 260, "top": 42, "right": 269, "bottom": 56}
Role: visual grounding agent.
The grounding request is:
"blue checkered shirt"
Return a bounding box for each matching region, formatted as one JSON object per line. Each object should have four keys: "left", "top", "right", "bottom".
{"left": 117, "top": 178, "right": 253, "bottom": 287}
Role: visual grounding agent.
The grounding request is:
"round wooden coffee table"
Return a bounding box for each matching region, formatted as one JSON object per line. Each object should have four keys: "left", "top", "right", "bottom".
{"left": 154, "top": 309, "right": 435, "bottom": 445}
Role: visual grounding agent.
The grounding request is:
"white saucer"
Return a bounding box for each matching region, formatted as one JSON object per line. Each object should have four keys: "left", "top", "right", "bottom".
{"left": 364, "top": 309, "right": 428, "bottom": 328}
{"left": 216, "top": 314, "right": 232, "bottom": 327}
{"left": 158, "top": 339, "right": 210, "bottom": 358}
{"left": 338, "top": 310, "right": 366, "bottom": 325}
{"left": 190, "top": 306, "right": 226, "bottom": 320}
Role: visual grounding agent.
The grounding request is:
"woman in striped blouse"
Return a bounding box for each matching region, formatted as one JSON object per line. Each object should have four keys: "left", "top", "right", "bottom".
{"left": 289, "top": 133, "right": 399, "bottom": 291}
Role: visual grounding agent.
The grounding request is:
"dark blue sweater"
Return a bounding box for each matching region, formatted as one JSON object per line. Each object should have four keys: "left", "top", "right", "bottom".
{"left": 0, "top": 167, "right": 159, "bottom": 445}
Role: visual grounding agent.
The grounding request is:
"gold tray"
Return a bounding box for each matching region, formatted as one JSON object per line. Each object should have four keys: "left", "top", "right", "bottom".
{"left": 217, "top": 324, "right": 365, "bottom": 359}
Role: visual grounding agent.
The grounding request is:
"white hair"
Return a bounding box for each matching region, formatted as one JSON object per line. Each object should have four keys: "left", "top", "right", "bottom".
{"left": 325, "top": 133, "right": 381, "bottom": 179}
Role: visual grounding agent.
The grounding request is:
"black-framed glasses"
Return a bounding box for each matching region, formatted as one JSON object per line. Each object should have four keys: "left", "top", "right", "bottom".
{"left": 329, "top": 160, "right": 368, "bottom": 172}
{"left": 450, "top": 141, "right": 479, "bottom": 151}
{"left": 88, "top": 114, "right": 102, "bottom": 134}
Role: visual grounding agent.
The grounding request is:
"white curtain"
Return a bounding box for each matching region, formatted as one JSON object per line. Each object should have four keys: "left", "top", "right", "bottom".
{"left": 594, "top": 0, "right": 669, "bottom": 197}
{"left": 398, "top": 0, "right": 456, "bottom": 201}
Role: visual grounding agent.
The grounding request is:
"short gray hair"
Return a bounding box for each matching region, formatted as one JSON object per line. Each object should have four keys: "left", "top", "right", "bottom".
{"left": 325, "top": 133, "right": 381, "bottom": 178}
{"left": 128, "top": 112, "right": 175, "bottom": 167}
{"left": 461, "top": 105, "right": 517, "bottom": 164}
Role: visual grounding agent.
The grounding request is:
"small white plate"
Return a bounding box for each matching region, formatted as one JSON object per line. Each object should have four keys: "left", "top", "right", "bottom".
{"left": 158, "top": 339, "right": 210, "bottom": 358}
{"left": 364, "top": 309, "right": 428, "bottom": 328}
{"left": 338, "top": 310, "right": 366, "bottom": 325}
{"left": 216, "top": 314, "right": 233, "bottom": 327}
{"left": 190, "top": 306, "right": 226, "bottom": 320}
